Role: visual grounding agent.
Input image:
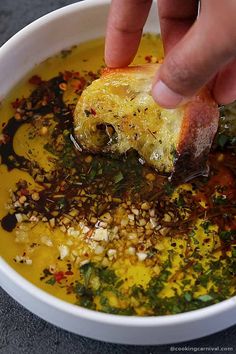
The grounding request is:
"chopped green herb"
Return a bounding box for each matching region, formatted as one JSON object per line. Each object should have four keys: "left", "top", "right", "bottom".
{"left": 80, "top": 262, "right": 94, "bottom": 287}
{"left": 97, "top": 267, "right": 118, "bottom": 285}
{"left": 46, "top": 277, "right": 56, "bottom": 285}
{"left": 113, "top": 171, "right": 124, "bottom": 184}
{"left": 219, "top": 230, "right": 236, "bottom": 243}
{"left": 197, "top": 294, "right": 213, "bottom": 302}
{"left": 184, "top": 292, "right": 192, "bottom": 302}
{"left": 213, "top": 195, "right": 227, "bottom": 205}
{"left": 164, "top": 182, "right": 175, "bottom": 196}
{"left": 201, "top": 220, "right": 211, "bottom": 232}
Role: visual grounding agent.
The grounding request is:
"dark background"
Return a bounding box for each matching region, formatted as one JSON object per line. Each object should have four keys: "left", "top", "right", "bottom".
{"left": 0, "top": 1, "right": 235, "bottom": 353}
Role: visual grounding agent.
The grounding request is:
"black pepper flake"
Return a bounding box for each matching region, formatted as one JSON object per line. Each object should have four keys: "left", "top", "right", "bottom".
{"left": 84, "top": 109, "right": 91, "bottom": 117}
{"left": 1, "top": 213, "right": 17, "bottom": 232}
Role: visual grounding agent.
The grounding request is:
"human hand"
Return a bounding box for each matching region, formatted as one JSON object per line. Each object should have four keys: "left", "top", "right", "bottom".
{"left": 105, "top": 0, "right": 236, "bottom": 108}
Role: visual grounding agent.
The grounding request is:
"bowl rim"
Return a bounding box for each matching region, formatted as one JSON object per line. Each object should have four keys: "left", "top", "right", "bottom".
{"left": 1, "top": 257, "right": 236, "bottom": 327}
{"left": 0, "top": 0, "right": 236, "bottom": 328}
{"left": 0, "top": 0, "right": 106, "bottom": 52}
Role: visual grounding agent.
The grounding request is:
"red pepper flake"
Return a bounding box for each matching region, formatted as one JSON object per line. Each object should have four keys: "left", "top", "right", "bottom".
{"left": 54, "top": 271, "right": 66, "bottom": 284}
{"left": 79, "top": 77, "right": 86, "bottom": 88}
{"left": 71, "top": 77, "right": 86, "bottom": 91}
{"left": 65, "top": 271, "right": 74, "bottom": 276}
{"left": 91, "top": 108, "right": 96, "bottom": 116}
{"left": 70, "top": 79, "right": 81, "bottom": 90}
{"left": 63, "top": 70, "right": 73, "bottom": 81}
{"left": 88, "top": 71, "right": 97, "bottom": 79}
{"left": 29, "top": 75, "right": 43, "bottom": 85}
{"left": 73, "top": 71, "right": 81, "bottom": 78}
{"left": 20, "top": 188, "right": 29, "bottom": 196}
{"left": 11, "top": 98, "right": 24, "bottom": 109}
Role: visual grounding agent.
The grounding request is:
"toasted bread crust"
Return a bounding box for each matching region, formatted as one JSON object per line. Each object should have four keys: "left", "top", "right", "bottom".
{"left": 74, "top": 64, "right": 219, "bottom": 183}
{"left": 102, "top": 64, "right": 160, "bottom": 77}
{"left": 171, "top": 87, "right": 219, "bottom": 182}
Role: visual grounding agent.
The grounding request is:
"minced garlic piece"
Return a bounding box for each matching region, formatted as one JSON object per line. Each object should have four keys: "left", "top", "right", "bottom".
{"left": 41, "top": 235, "right": 53, "bottom": 247}
{"left": 136, "top": 252, "right": 147, "bottom": 262}
{"left": 58, "top": 245, "right": 69, "bottom": 259}
{"left": 93, "top": 228, "right": 108, "bottom": 242}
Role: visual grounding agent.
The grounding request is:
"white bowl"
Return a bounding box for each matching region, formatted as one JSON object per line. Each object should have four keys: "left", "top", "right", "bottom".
{"left": 0, "top": 0, "right": 235, "bottom": 345}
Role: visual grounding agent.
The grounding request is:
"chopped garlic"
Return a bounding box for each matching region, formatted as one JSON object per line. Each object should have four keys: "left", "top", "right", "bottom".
{"left": 41, "top": 235, "right": 53, "bottom": 247}
{"left": 139, "top": 218, "right": 146, "bottom": 226}
{"left": 163, "top": 213, "right": 171, "bottom": 222}
{"left": 121, "top": 218, "right": 128, "bottom": 227}
{"left": 58, "top": 245, "right": 69, "bottom": 259}
{"left": 107, "top": 249, "right": 117, "bottom": 259}
{"left": 150, "top": 217, "right": 157, "bottom": 228}
{"left": 59, "top": 225, "right": 67, "bottom": 233}
{"left": 29, "top": 215, "right": 39, "bottom": 222}
{"left": 79, "top": 222, "right": 90, "bottom": 234}
{"left": 137, "top": 252, "right": 147, "bottom": 261}
{"left": 94, "top": 245, "right": 104, "bottom": 255}
{"left": 67, "top": 227, "right": 80, "bottom": 237}
{"left": 15, "top": 255, "right": 22, "bottom": 263}
{"left": 14, "top": 255, "right": 32, "bottom": 265}
{"left": 93, "top": 228, "right": 108, "bottom": 242}
{"left": 25, "top": 259, "right": 32, "bottom": 265}
{"left": 15, "top": 229, "right": 29, "bottom": 243}
{"left": 131, "top": 208, "right": 139, "bottom": 216}
{"left": 128, "top": 214, "right": 135, "bottom": 221}
{"left": 80, "top": 259, "right": 89, "bottom": 266}
{"left": 113, "top": 226, "right": 119, "bottom": 234}
{"left": 149, "top": 209, "right": 155, "bottom": 217}
{"left": 141, "top": 202, "right": 149, "bottom": 210}
{"left": 15, "top": 213, "right": 23, "bottom": 223}
{"left": 49, "top": 218, "right": 55, "bottom": 228}
{"left": 82, "top": 225, "right": 90, "bottom": 234}
{"left": 128, "top": 232, "right": 137, "bottom": 240}
{"left": 128, "top": 246, "right": 136, "bottom": 255}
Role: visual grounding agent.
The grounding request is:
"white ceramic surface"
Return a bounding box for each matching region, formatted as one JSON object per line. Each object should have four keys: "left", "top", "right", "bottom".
{"left": 0, "top": 0, "right": 236, "bottom": 345}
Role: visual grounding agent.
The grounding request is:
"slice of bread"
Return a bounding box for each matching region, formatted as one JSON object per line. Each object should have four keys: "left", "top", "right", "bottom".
{"left": 74, "top": 64, "right": 219, "bottom": 183}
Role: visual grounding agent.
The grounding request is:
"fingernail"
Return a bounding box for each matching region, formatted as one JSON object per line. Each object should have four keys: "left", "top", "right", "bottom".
{"left": 152, "top": 80, "right": 184, "bottom": 108}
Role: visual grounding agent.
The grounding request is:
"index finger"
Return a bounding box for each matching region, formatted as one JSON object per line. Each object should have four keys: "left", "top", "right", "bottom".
{"left": 105, "top": 0, "right": 152, "bottom": 68}
{"left": 158, "top": 0, "right": 198, "bottom": 53}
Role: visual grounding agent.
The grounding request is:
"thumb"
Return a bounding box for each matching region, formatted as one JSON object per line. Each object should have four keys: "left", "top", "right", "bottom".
{"left": 152, "top": 14, "right": 236, "bottom": 108}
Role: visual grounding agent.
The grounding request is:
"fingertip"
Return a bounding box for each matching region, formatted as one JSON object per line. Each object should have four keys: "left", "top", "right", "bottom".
{"left": 104, "top": 50, "right": 134, "bottom": 68}
{"left": 152, "top": 80, "right": 185, "bottom": 108}
{"left": 104, "top": 31, "right": 138, "bottom": 68}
